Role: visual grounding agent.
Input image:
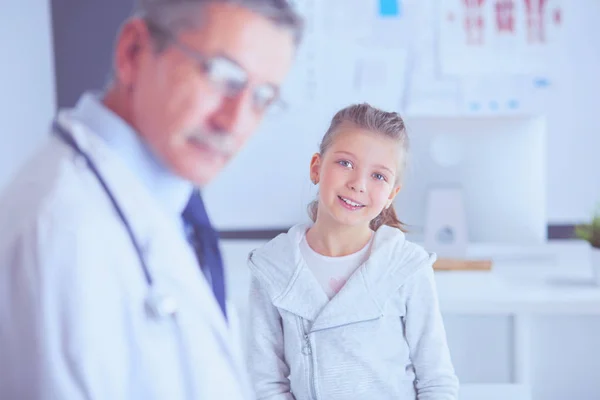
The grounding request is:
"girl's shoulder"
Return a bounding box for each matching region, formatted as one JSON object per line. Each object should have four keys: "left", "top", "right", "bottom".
{"left": 370, "top": 225, "right": 435, "bottom": 269}
{"left": 248, "top": 223, "right": 308, "bottom": 264}
{"left": 365, "top": 226, "right": 436, "bottom": 299}
{"left": 246, "top": 223, "right": 308, "bottom": 293}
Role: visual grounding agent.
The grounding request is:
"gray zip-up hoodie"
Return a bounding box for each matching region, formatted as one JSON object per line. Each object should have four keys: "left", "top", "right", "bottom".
{"left": 246, "top": 224, "right": 459, "bottom": 400}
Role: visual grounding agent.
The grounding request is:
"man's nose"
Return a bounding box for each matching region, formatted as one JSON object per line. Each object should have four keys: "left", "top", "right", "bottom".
{"left": 209, "top": 90, "right": 256, "bottom": 136}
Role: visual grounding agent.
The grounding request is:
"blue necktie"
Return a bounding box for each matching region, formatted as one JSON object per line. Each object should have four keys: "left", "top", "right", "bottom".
{"left": 181, "top": 191, "right": 227, "bottom": 320}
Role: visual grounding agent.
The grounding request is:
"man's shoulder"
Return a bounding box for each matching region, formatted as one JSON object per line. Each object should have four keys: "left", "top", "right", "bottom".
{"left": 0, "top": 138, "right": 101, "bottom": 247}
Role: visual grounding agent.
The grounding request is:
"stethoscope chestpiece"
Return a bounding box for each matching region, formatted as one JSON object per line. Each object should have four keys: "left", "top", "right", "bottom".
{"left": 145, "top": 290, "right": 178, "bottom": 320}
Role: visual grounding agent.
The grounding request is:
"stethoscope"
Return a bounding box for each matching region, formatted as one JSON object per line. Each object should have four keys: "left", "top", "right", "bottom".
{"left": 52, "top": 120, "right": 178, "bottom": 320}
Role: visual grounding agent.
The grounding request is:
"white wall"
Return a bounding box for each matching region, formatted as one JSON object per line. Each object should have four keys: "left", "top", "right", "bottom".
{"left": 0, "top": 0, "right": 56, "bottom": 191}
{"left": 541, "top": 0, "right": 600, "bottom": 222}
{"left": 203, "top": 0, "right": 600, "bottom": 228}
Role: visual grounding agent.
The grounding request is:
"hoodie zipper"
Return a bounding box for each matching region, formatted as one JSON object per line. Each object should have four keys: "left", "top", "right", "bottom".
{"left": 298, "top": 319, "right": 318, "bottom": 400}
{"left": 296, "top": 315, "right": 385, "bottom": 400}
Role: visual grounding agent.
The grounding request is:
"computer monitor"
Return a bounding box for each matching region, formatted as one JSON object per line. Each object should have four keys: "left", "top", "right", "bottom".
{"left": 395, "top": 115, "right": 547, "bottom": 245}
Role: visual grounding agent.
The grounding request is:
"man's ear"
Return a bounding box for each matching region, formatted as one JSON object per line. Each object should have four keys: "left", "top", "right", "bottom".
{"left": 113, "top": 18, "right": 152, "bottom": 89}
{"left": 309, "top": 153, "right": 321, "bottom": 185}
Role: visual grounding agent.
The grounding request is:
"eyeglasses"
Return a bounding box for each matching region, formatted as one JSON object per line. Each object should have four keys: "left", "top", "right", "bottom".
{"left": 146, "top": 20, "right": 287, "bottom": 115}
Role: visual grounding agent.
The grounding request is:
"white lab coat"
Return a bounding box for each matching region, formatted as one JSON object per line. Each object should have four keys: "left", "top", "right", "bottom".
{"left": 0, "top": 111, "right": 254, "bottom": 400}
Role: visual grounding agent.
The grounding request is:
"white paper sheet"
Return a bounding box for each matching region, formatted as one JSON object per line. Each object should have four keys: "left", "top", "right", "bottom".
{"left": 276, "top": 0, "right": 415, "bottom": 118}
{"left": 353, "top": 47, "right": 409, "bottom": 111}
{"left": 278, "top": 0, "right": 319, "bottom": 109}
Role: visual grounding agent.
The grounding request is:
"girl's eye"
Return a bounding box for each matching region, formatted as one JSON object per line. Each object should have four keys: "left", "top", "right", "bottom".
{"left": 338, "top": 160, "right": 353, "bottom": 168}
{"left": 373, "top": 173, "right": 387, "bottom": 181}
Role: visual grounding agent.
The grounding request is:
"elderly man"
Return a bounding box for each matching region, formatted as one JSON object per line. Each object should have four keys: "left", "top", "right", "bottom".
{"left": 0, "top": 0, "right": 302, "bottom": 398}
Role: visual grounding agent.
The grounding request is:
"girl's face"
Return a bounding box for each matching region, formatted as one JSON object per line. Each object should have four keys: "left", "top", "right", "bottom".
{"left": 310, "top": 125, "right": 402, "bottom": 230}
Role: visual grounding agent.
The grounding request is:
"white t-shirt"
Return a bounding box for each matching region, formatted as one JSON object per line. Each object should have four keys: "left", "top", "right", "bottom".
{"left": 300, "top": 233, "right": 373, "bottom": 299}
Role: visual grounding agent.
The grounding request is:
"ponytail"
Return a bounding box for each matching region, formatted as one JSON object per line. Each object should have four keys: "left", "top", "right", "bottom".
{"left": 370, "top": 203, "right": 407, "bottom": 232}
{"left": 307, "top": 199, "right": 318, "bottom": 222}
{"left": 307, "top": 200, "right": 407, "bottom": 233}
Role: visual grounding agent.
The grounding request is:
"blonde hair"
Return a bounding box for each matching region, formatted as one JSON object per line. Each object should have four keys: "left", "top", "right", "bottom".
{"left": 308, "top": 103, "right": 409, "bottom": 231}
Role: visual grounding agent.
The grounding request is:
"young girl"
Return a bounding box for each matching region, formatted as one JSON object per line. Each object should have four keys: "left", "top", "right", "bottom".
{"left": 246, "top": 104, "right": 459, "bottom": 399}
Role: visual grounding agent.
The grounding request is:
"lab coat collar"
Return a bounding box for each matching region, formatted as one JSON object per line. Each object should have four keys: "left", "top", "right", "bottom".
{"left": 54, "top": 111, "right": 233, "bottom": 342}
{"left": 70, "top": 92, "right": 194, "bottom": 219}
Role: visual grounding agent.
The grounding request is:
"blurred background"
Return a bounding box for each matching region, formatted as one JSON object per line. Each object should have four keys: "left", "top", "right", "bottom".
{"left": 2, "top": 0, "right": 600, "bottom": 399}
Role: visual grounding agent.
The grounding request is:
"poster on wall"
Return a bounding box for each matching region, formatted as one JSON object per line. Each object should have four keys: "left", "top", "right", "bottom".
{"left": 439, "top": 0, "right": 564, "bottom": 76}
{"left": 278, "top": 0, "right": 413, "bottom": 118}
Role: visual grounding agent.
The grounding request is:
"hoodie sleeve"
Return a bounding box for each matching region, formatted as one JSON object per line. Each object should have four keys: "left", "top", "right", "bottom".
{"left": 246, "top": 275, "right": 296, "bottom": 400}
{"left": 403, "top": 263, "right": 459, "bottom": 400}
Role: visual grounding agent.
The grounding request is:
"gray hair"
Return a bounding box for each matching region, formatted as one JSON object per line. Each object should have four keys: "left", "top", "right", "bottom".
{"left": 308, "top": 103, "right": 410, "bottom": 232}
{"left": 104, "top": 0, "right": 303, "bottom": 88}
{"left": 134, "top": 0, "right": 304, "bottom": 50}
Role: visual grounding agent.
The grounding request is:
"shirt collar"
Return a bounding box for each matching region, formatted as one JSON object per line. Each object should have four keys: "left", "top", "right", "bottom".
{"left": 70, "top": 91, "right": 193, "bottom": 218}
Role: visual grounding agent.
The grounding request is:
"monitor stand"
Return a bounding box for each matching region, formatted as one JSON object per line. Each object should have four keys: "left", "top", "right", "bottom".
{"left": 424, "top": 186, "right": 469, "bottom": 259}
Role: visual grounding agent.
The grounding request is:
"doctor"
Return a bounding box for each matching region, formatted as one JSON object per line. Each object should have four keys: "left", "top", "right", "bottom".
{"left": 0, "top": 0, "right": 302, "bottom": 398}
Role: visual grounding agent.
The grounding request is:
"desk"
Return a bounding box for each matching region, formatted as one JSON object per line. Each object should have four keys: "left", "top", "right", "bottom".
{"left": 432, "top": 242, "right": 600, "bottom": 398}
{"left": 436, "top": 242, "right": 600, "bottom": 315}
{"left": 220, "top": 239, "right": 600, "bottom": 399}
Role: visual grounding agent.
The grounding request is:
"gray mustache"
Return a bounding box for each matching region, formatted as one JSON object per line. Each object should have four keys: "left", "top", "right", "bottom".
{"left": 188, "top": 131, "right": 235, "bottom": 156}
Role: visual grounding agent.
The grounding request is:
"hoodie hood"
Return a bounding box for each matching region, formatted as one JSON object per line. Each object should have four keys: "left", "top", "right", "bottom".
{"left": 248, "top": 223, "right": 436, "bottom": 332}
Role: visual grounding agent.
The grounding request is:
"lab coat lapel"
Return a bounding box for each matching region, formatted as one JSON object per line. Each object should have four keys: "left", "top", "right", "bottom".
{"left": 57, "top": 114, "right": 237, "bottom": 360}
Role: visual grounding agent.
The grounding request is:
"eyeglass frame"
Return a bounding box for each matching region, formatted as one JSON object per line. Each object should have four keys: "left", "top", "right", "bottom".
{"left": 144, "top": 19, "right": 288, "bottom": 115}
